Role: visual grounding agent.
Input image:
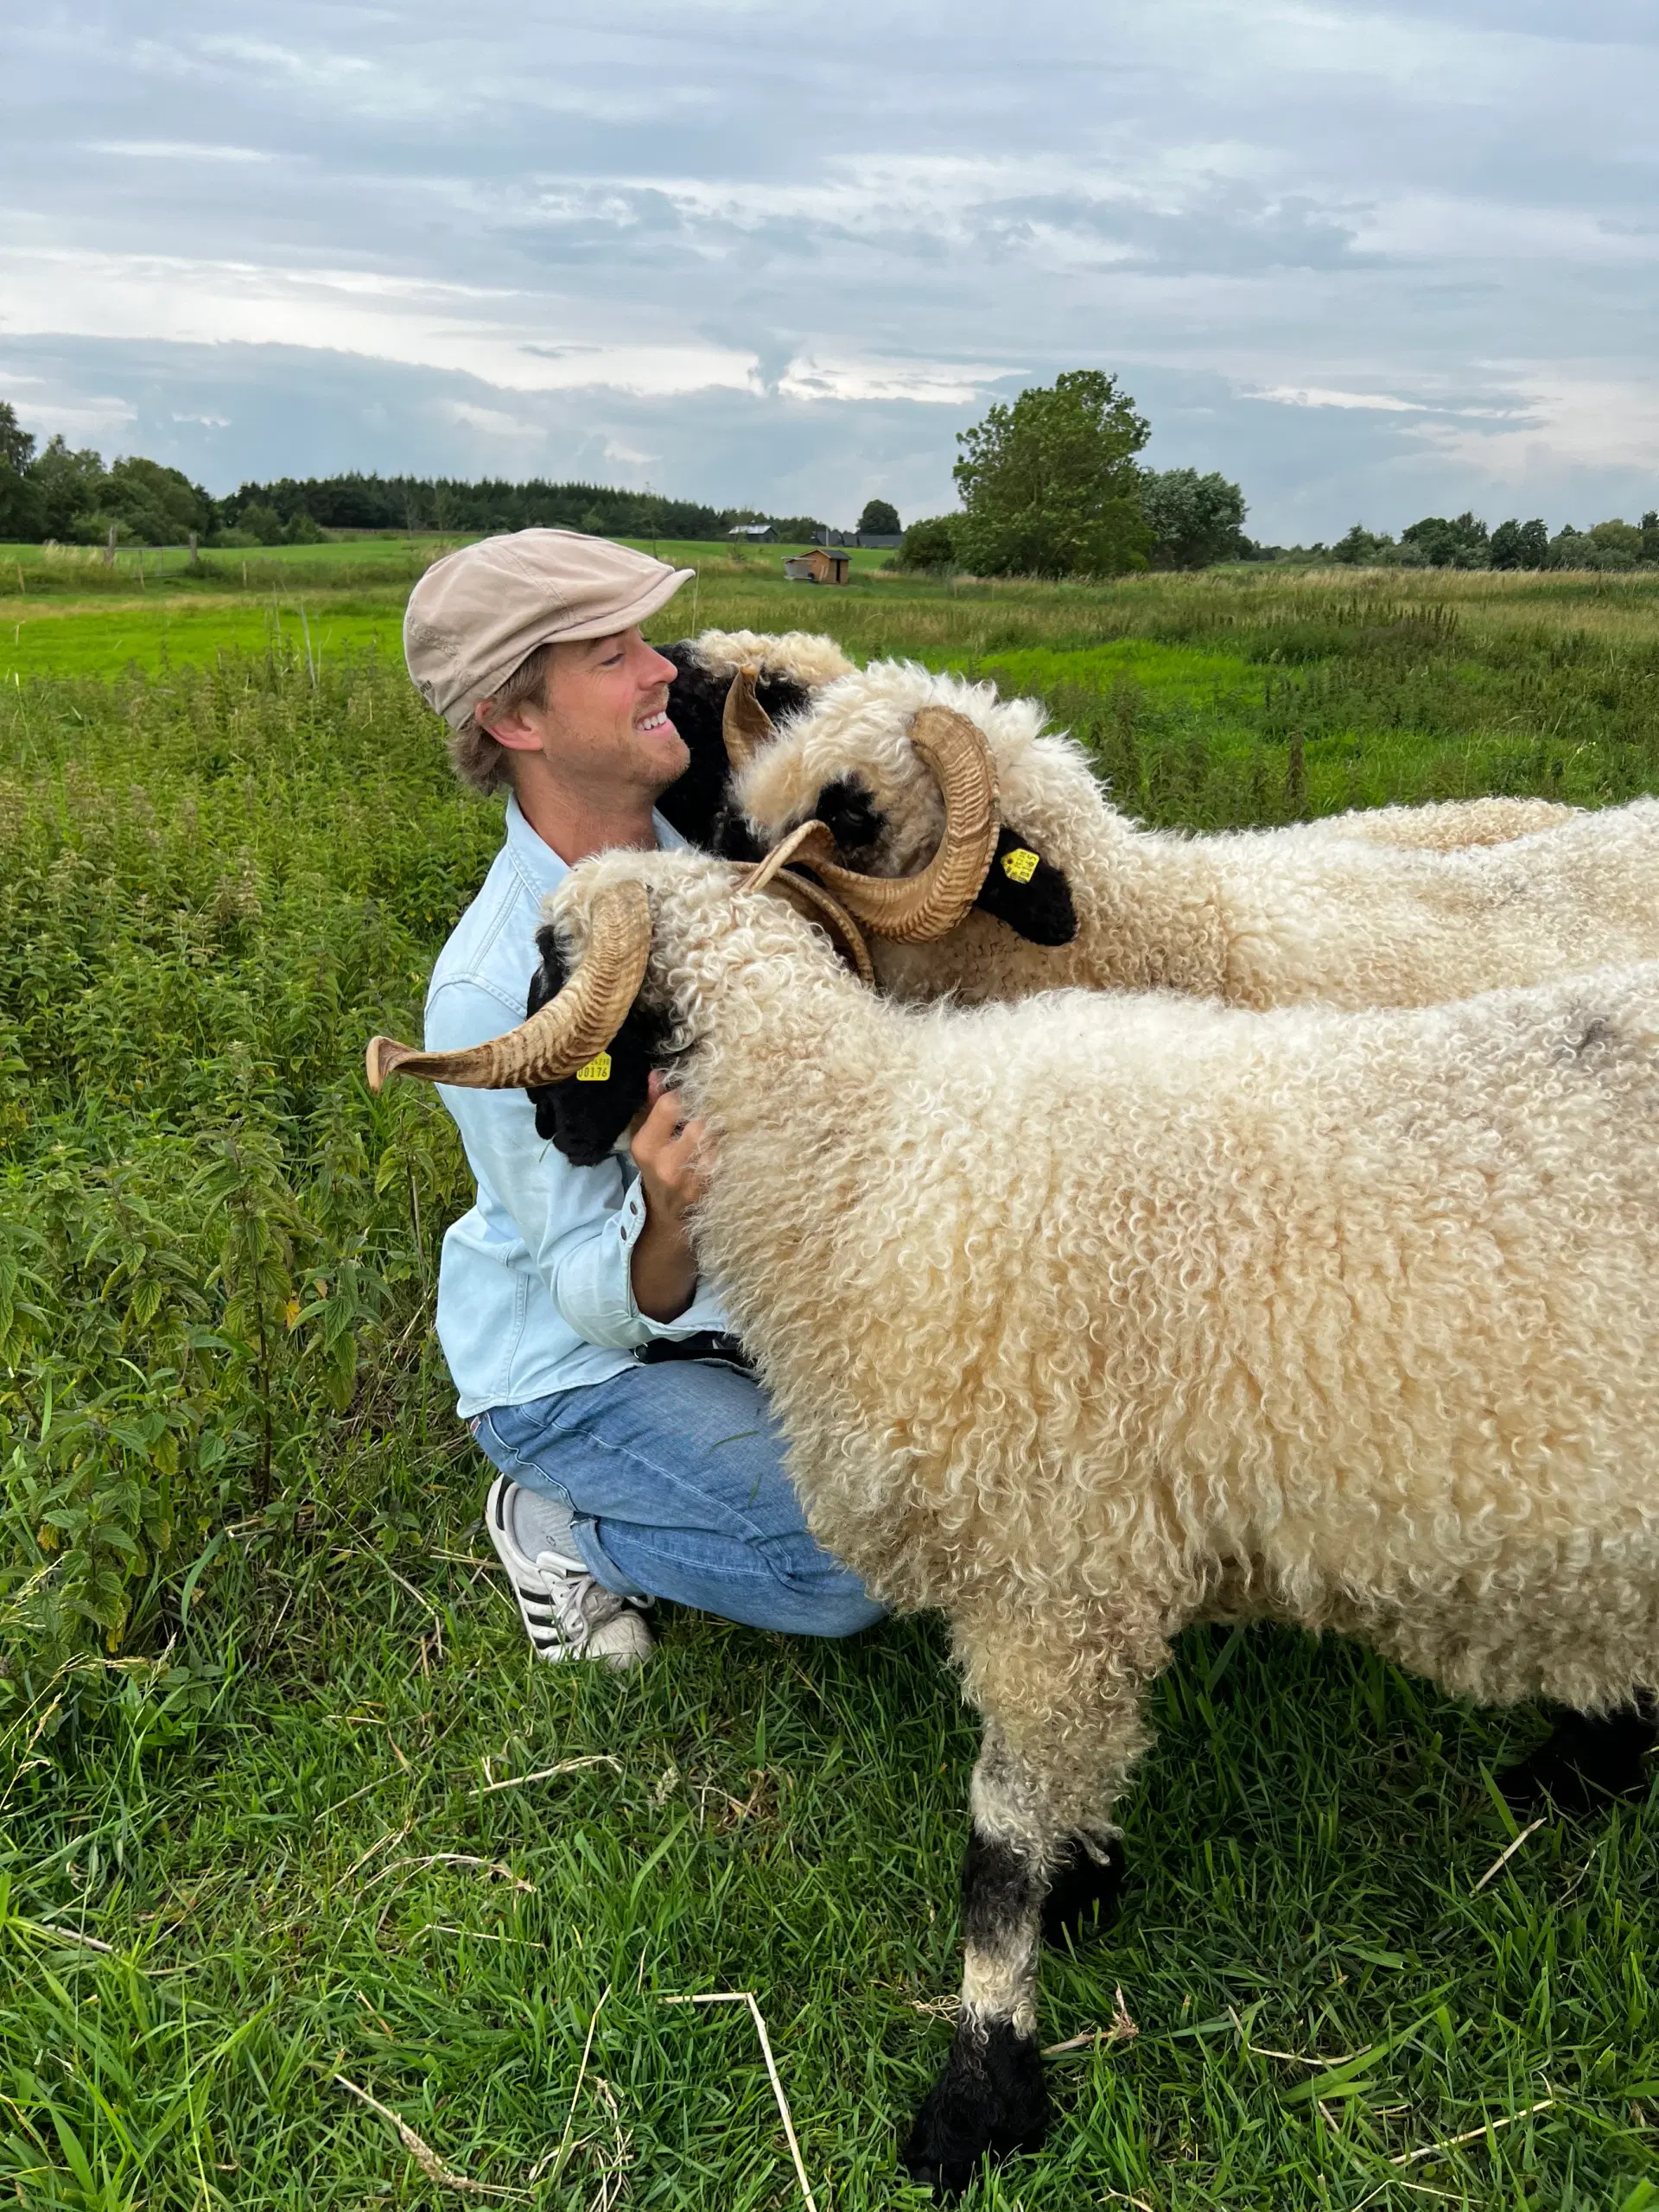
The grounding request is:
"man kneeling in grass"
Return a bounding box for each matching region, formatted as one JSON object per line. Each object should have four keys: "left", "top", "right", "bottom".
{"left": 404, "top": 530, "right": 882, "bottom": 1666}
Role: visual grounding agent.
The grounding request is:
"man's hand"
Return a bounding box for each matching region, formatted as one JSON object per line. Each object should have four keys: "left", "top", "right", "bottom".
{"left": 628, "top": 1072, "right": 715, "bottom": 1321}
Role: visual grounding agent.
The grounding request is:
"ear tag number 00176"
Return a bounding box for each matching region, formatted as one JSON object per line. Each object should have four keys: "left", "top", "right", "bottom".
{"left": 1001, "top": 848, "right": 1040, "bottom": 884}
{"left": 575, "top": 1052, "right": 612, "bottom": 1083}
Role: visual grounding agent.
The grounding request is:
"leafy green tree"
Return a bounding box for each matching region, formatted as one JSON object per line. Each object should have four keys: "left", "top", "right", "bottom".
{"left": 0, "top": 400, "right": 35, "bottom": 474}
{"left": 856, "top": 497, "right": 901, "bottom": 535}
{"left": 95, "top": 456, "right": 213, "bottom": 545}
{"left": 1140, "top": 467, "right": 1248, "bottom": 569}
{"left": 0, "top": 401, "right": 41, "bottom": 537}
{"left": 1400, "top": 512, "right": 1490, "bottom": 569}
{"left": 952, "top": 369, "right": 1150, "bottom": 578}
{"left": 1548, "top": 526, "right": 1594, "bottom": 569}
{"left": 1589, "top": 518, "right": 1642, "bottom": 567}
{"left": 29, "top": 435, "right": 105, "bottom": 540}
{"left": 238, "top": 502, "right": 286, "bottom": 545}
{"left": 1643, "top": 511, "right": 1659, "bottom": 563}
{"left": 1330, "top": 523, "right": 1396, "bottom": 566}
{"left": 895, "top": 515, "right": 957, "bottom": 570}
{"left": 1490, "top": 518, "right": 1549, "bottom": 570}
{"left": 283, "top": 509, "right": 325, "bottom": 543}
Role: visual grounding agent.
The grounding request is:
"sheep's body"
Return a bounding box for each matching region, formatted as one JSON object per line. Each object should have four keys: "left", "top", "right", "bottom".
{"left": 546, "top": 846, "right": 1659, "bottom": 2184}
{"left": 1313, "top": 793, "right": 1580, "bottom": 849}
{"left": 735, "top": 661, "right": 1639, "bottom": 1012}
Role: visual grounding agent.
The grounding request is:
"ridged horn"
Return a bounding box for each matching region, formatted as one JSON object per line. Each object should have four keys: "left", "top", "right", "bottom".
{"left": 743, "top": 861, "right": 876, "bottom": 985}
{"left": 722, "top": 666, "right": 776, "bottom": 769}
{"left": 366, "top": 881, "right": 652, "bottom": 1093}
{"left": 772, "top": 706, "right": 1000, "bottom": 944}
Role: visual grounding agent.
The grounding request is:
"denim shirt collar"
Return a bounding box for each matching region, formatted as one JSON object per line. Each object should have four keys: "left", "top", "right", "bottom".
{"left": 503, "top": 790, "right": 688, "bottom": 906}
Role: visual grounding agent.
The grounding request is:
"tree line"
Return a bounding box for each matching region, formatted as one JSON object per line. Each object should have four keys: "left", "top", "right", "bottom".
{"left": 6, "top": 384, "right": 1655, "bottom": 578}
{"left": 893, "top": 370, "right": 1659, "bottom": 577}
{"left": 0, "top": 404, "right": 831, "bottom": 549}
{"left": 1326, "top": 512, "right": 1659, "bottom": 573}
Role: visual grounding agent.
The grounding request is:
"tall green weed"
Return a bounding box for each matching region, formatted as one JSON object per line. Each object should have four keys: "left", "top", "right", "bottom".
{"left": 0, "top": 652, "right": 491, "bottom": 1731}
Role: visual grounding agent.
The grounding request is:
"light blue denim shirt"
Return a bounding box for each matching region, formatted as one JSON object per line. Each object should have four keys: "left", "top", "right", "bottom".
{"left": 425, "top": 792, "right": 729, "bottom": 1420}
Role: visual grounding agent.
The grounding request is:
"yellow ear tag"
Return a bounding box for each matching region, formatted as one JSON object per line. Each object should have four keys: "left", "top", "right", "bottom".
{"left": 1001, "top": 847, "right": 1040, "bottom": 884}
{"left": 574, "top": 1052, "right": 613, "bottom": 1083}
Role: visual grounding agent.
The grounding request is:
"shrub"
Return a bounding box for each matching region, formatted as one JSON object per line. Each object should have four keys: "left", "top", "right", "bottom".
{"left": 895, "top": 515, "right": 959, "bottom": 572}
{"left": 1141, "top": 467, "right": 1249, "bottom": 569}
{"left": 0, "top": 649, "right": 495, "bottom": 1716}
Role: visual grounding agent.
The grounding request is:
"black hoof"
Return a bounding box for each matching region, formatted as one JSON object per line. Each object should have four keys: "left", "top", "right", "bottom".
{"left": 1042, "top": 1834, "right": 1127, "bottom": 1948}
{"left": 1497, "top": 1704, "right": 1656, "bottom": 1818}
{"left": 900, "top": 2018, "right": 1048, "bottom": 2200}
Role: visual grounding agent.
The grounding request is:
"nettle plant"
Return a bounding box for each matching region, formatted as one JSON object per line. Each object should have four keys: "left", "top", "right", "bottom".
{"left": 0, "top": 652, "right": 481, "bottom": 1726}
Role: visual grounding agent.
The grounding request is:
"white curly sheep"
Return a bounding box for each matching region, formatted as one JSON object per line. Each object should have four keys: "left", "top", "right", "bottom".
{"left": 734, "top": 659, "right": 1636, "bottom": 1012}
{"left": 369, "top": 828, "right": 1659, "bottom": 2193}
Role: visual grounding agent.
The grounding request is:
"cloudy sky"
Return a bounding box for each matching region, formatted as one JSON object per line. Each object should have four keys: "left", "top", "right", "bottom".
{"left": 3, "top": 0, "right": 1656, "bottom": 539}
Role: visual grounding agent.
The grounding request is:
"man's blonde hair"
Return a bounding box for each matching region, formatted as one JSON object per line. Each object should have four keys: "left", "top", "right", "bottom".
{"left": 448, "top": 641, "right": 556, "bottom": 793}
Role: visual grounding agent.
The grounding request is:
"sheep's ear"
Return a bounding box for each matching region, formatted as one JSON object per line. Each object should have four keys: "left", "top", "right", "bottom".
{"left": 524, "top": 926, "right": 661, "bottom": 1166}
{"left": 973, "top": 827, "right": 1077, "bottom": 945}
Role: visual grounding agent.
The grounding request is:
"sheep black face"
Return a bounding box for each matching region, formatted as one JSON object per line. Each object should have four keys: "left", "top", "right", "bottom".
{"left": 523, "top": 925, "right": 671, "bottom": 1166}
{"left": 976, "top": 828, "right": 1077, "bottom": 947}
{"left": 804, "top": 777, "right": 1078, "bottom": 949}
{"left": 656, "top": 643, "right": 816, "bottom": 858}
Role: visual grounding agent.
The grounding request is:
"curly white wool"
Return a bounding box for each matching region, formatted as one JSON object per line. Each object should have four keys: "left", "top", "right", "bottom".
{"left": 684, "top": 626, "right": 856, "bottom": 691}
{"left": 550, "top": 844, "right": 1659, "bottom": 1834}
{"left": 734, "top": 659, "right": 1631, "bottom": 1012}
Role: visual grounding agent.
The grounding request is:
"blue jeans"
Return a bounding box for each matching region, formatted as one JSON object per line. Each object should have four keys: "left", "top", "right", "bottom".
{"left": 471, "top": 1361, "right": 886, "bottom": 1639}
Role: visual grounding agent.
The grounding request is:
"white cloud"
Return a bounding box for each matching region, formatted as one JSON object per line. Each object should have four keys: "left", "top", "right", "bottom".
{"left": 0, "top": 245, "right": 762, "bottom": 399}
{"left": 86, "top": 141, "right": 276, "bottom": 163}
{"left": 0, "top": 368, "right": 137, "bottom": 442}
{"left": 1349, "top": 193, "right": 1659, "bottom": 263}
{"left": 1248, "top": 385, "right": 1430, "bottom": 411}
{"left": 1407, "top": 370, "right": 1659, "bottom": 478}
{"left": 447, "top": 400, "right": 542, "bottom": 437}
{"left": 778, "top": 353, "right": 1014, "bottom": 404}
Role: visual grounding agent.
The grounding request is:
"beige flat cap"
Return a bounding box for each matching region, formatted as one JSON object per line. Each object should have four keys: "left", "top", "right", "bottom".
{"left": 404, "top": 528, "right": 694, "bottom": 730}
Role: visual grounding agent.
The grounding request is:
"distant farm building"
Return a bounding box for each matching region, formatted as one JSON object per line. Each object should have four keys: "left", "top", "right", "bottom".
{"left": 784, "top": 547, "right": 852, "bottom": 586}
{"left": 728, "top": 523, "right": 776, "bottom": 542}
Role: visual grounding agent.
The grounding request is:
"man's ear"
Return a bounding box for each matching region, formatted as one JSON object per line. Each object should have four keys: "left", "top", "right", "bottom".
{"left": 972, "top": 826, "right": 1077, "bottom": 945}
{"left": 523, "top": 925, "right": 662, "bottom": 1166}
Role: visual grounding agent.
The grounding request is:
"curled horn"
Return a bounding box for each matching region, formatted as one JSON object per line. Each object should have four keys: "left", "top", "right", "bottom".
{"left": 366, "top": 881, "right": 652, "bottom": 1094}
{"left": 722, "top": 666, "right": 776, "bottom": 770}
{"left": 741, "top": 856, "right": 876, "bottom": 985}
{"left": 766, "top": 706, "right": 1000, "bottom": 944}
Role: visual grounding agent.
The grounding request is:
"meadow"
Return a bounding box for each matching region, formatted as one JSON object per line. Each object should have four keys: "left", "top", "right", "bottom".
{"left": 3, "top": 545, "right": 1659, "bottom": 2210}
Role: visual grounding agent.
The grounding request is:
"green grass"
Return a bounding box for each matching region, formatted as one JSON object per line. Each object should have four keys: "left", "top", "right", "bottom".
{"left": 3, "top": 566, "right": 1659, "bottom": 2208}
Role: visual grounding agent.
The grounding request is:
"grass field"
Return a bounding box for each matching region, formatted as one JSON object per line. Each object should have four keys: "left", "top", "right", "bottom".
{"left": 3, "top": 553, "right": 1659, "bottom": 2210}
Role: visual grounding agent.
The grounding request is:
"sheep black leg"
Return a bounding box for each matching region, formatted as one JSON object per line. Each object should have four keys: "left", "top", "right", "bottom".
{"left": 901, "top": 1824, "right": 1051, "bottom": 2198}
{"left": 1041, "top": 1831, "right": 1126, "bottom": 1948}
{"left": 1498, "top": 1696, "right": 1657, "bottom": 1815}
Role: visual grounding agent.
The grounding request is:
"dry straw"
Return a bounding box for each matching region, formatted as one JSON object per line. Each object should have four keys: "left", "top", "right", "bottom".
{"left": 662, "top": 1990, "right": 820, "bottom": 2211}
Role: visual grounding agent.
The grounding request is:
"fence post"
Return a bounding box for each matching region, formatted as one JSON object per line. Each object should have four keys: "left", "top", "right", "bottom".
{"left": 188, "top": 531, "right": 200, "bottom": 569}
{"left": 105, "top": 524, "right": 116, "bottom": 569}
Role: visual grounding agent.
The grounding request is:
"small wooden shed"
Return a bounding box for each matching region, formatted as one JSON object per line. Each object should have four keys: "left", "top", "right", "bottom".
{"left": 783, "top": 547, "right": 852, "bottom": 586}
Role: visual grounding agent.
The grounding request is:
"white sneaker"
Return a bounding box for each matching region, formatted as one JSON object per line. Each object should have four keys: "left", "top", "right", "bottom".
{"left": 484, "top": 1474, "right": 654, "bottom": 1670}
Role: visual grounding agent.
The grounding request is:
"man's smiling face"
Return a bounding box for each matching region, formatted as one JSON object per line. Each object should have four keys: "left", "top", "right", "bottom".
{"left": 538, "top": 626, "right": 690, "bottom": 798}
{"left": 479, "top": 624, "right": 690, "bottom": 807}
